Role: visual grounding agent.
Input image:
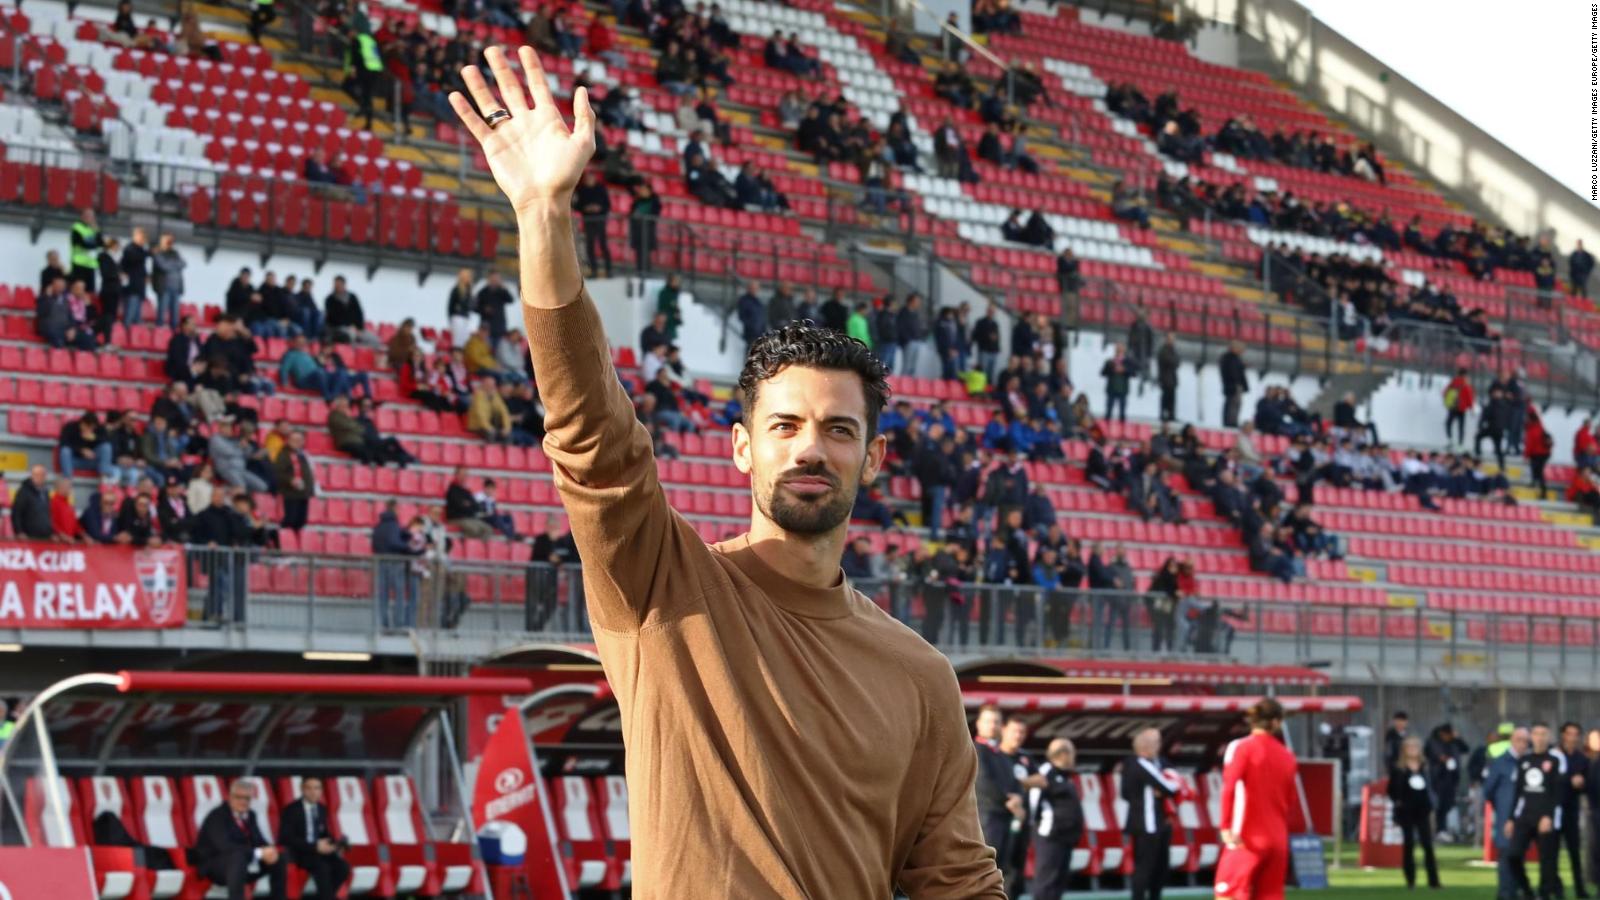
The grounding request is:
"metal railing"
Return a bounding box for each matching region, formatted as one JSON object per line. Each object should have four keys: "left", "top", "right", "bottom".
{"left": 175, "top": 547, "right": 1600, "bottom": 684}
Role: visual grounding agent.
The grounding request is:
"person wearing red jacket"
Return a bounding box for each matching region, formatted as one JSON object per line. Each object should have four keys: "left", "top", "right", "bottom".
{"left": 1575, "top": 417, "right": 1598, "bottom": 470}
{"left": 1525, "top": 405, "right": 1555, "bottom": 500}
{"left": 49, "top": 476, "right": 83, "bottom": 542}
{"left": 1217, "top": 699, "right": 1298, "bottom": 900}
{"left": 1443, "top": 368, "right": 1475, "bottom": 446}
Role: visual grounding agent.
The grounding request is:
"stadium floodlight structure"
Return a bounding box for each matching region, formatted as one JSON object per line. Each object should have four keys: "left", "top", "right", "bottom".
{"left": 0, "top": 670, "right": 533, "bottom": 900}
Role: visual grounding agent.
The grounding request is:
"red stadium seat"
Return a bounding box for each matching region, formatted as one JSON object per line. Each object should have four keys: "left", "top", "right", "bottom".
{"left": 24, "top": 776, "right": 140, "bottom": 900}
{"left": 372, "top": 774, "right": 481, "bottom": 895}
{"left": 548, "top": 776, "right": 618, "bottom": 890}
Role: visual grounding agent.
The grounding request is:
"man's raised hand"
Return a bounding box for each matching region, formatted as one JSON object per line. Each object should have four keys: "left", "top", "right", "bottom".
{"left": 449, "top": 46, "right": 595, "bottom": 214}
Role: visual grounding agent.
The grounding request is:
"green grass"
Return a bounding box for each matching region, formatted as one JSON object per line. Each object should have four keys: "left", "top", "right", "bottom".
{"left": 1314, "top": 841, "right": 1571, "bottom": 898}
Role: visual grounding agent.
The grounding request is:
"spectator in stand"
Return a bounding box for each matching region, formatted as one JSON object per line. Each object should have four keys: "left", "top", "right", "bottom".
{"left": 225, "top": 268, "right": 255, "bottom": 318}
{"left": 1475, "top": 384, "right": 1512, "bottom": 471}
{"left": 847, "top": 302, "right": 874, "bottom": 350}
{"left": 686, "top": 151, "right": 740, "bottom": 209}
{"left": 59, "top": 413, "right": 117, "bottom": 482}
{"left": 642, "top": 367, "right": 696, "bottom": 433}
{"left": 1249, "top": 521, "right": 1298, "bottom": 583}
{"left": 446, "top": 268, "right": 477, "bottom": 348}
{"left": 1332, "top": 392, "right": 1379, "bottom": 445}
{"left": 1156, "top": 335, "right": 1180, "bottom": 423}
{"left": 639, "top": 311, "right": 672, "bottom": 359}
{"left": 155, "top": 477, "right": 190, "bottom": 544}
{"left": 468, "top": 377, "right": 524, "bottom": 444}
{"left": 970, "top": 304, "right": 1002, "bottom": 384}
{"left": 820, "top": 290, "right": 849, "bottom": 333}
{"left": 149, "top": 234, "right": 185, "bottom": 330}
{"left": 48, "top": 477, "right": 82, "bottom": 543}
{"left": 1570, "top": 465, "right": 1600, "bottom": 520}
{"left": 79, "top": 485, "right": 124, "bottom": 545}
{"left": 463, "top": 323, "right": 510, "bottom": 382}
{"left": 94, "top": 236, "right": 124, "bottom": 344}
{"left": 1100, "top": 344, "right": 1131, "bottom": 422}
{"left": 209, "top": 418, "right": 269, "bottom": 493}
{"left": 120, "top": 227, "right": 150, "bottom": 327}
{"left": 69, "top": 207, "right": 102, "bottom": 292}
{"left": 114, "top": 493, "right": 161, "bottom": 547}
{"left": 272, "top": 430, "right": 315, "bottom": 533}
{"left": 475, "top": 478, "right": 519, "bottom": 540}
{"left": 573, "top": 170, "right": 613, "bottom": 278}
{"left": 914, "top": 424, "right": 958, "bottom": 539}
{"left": 1128, "top": 462, "right": 1183, "bottom": 525}
{"left": 288, "top": 276, "right": 323, "bottom": 340}
{"left": 737, "top": 283, "right": 767, "bottom": 346}
{"left": 324, "top": 276, "right": 380, "bottom": 347}
{"left": 371, "top": 500, "right": 419, "bottom": 629}
{"left": 495, "top": 329, "right": 531, "bottom": 384}
{"left": 444, "top": 466, "right": 495, "bottom": 539}
{"left": 10, "top": 465, "right": 53, "bottom": 541}
{"left": 898, "top": 293, "right": 931, "bottom": 375}
{"left": 1525, "top": 404, "right": 1554, "bottom": 500}
{"left": 1219, "top": 341, "right": 1248, "bottom": 429}
{"left": 1571, "top": 240, "right": 1595, "bottom": 297}
{"left": 39, "top": 250, "right": 65, "bottom": 295}
{"left": 164, "top": 315, "right": 204, "bottom": 386}
{"left": 628, "top": 182, "right": 662, "bottom": 272}
{"left": 471, "top": 270, "right": 514, "bottom": 345}
{"left": 1111, "top": 180, "right": 1151, "bottom": 229}
{"left": 328, "top": 396, "right": 397, "bottom": 467}
{"left": 1443, "top": 368, "right": 1474, "bottom": 446}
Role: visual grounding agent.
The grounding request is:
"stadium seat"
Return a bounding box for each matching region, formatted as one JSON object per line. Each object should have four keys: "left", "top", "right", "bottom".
{"left": 1072, "top": 772, "right": 1124, "bottom": 875}
{"left": 595, "top": 776, "right": 632, "bottom": 887}
{"left": 547, "top": 775, "right": 617, "bottom": 890}
{"left": 23, "top": 776, "right": 139, "bottom": 900}
{"left": 1174, "top": 773, "right": 1219, "bottom": 871}
{"left": 372, "top": 774, "right": 481, "bottom": 896}
{"left": 78, "top": 775, "right": 187, "bottom": 899}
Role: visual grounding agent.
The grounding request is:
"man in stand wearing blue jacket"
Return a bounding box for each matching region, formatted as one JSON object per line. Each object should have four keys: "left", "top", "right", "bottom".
{"left": 1484, "top": 726, "right": 1529, "bottom": 900}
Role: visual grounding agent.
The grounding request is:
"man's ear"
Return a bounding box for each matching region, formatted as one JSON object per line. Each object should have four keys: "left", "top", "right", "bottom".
{"left": 731, "top": 422, "right": 752, "bottom": 475}
{"left": 861, "top": 433, "right": 887, "bottom": 485}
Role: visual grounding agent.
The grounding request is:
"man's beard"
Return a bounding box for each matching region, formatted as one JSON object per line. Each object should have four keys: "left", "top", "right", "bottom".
{"left": 756, "top": 463, "right": 858, "bottom": 535}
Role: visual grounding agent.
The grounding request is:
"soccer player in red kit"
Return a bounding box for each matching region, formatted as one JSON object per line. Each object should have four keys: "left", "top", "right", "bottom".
{"left": 1215, "top": 699, "right": 1298, "bottom": 900}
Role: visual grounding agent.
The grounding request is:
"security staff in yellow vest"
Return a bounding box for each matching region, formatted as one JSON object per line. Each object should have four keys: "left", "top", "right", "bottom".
{"left": 344, "top": 26, "right": 384, "bottom": 130}
{"left": 247, "top": 0, "right": 275, "bottom": 45}
{"left": 69, "top": 207, "right": 102, "bottom": 294}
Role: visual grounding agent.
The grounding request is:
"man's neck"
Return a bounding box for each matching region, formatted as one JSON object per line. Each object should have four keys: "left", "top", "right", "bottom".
{"left": 745, "top": 517, "right": 847, "bottom": 591}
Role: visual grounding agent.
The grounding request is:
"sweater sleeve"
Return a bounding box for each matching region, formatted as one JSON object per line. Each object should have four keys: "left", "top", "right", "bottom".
{"left": 894, "top": 662, "right": 1006, "bottom": 899}
{"left": 522, "top": 288, "right": 705, "bottom": 633}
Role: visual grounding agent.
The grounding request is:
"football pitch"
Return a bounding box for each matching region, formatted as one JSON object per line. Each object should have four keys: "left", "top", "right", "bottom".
{"left": 1313, "top": 842, "right": 1554, "bottom": 898}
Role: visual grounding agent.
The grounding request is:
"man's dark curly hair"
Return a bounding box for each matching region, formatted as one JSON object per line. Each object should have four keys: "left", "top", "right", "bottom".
{"left": 738, "top": 322, "right": 891, "bottom": 437}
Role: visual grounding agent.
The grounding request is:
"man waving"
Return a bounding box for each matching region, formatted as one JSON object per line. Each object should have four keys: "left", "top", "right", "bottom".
{"left": 449, "top": 46, "right": 1002, "bottom": 899}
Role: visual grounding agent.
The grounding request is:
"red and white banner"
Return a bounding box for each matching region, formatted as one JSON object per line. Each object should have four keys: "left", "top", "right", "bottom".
{"left": 0, "top": 542, "right": 185, "bottom": 629}
{"left": 472, "top": 711, "right": 572, "bottom": 900}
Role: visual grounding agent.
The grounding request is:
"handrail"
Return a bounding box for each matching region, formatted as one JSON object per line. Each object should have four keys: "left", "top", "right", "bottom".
{"left": 897, "top": 0, "right": 1010, "bottom": 72}
{"left": 152, "top": 545, "right": 1600, "bottom": 685}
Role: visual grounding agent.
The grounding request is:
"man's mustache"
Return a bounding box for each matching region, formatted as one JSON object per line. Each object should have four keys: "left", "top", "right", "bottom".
{"left": 778, "top": 465, "right": 838, "bottom": 487}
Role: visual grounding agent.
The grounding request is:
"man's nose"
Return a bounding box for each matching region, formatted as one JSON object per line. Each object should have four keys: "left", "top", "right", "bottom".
{"left": 789, "top": 425, "right": 826, "bottom": 467}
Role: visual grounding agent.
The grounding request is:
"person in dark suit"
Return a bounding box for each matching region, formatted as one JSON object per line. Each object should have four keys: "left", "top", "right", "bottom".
{"left": 279, "top": 777, "right": 349, "bottom": 897}
{"left": 1220, "top": 340, "right": 1248, "bottom": 428}
{"left": 1122, "top": 728, "right": 1181, "bottom": 900}
{"left": 165, "top": 315, "right": 204, "bottom": 385}
{"left": 191, "top": 779, "right": 285, "bottom": 900}
{"left": 1031, "top": 738, "right": 1084, "bottom": 900}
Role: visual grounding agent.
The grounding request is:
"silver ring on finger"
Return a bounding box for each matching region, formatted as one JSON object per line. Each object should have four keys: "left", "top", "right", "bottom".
{"left": 484, "top": 108, "right": 512, "bottom": 129}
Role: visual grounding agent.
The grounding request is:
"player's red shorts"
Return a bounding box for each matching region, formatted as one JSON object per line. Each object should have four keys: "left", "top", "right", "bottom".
{"left": 1213, "top": 841, "right": 1287, "bottom": 900}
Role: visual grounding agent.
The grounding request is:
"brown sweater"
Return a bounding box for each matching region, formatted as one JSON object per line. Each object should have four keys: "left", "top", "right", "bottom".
{"left": 524, "top": 291, "right": 1004, "bottom": 899}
